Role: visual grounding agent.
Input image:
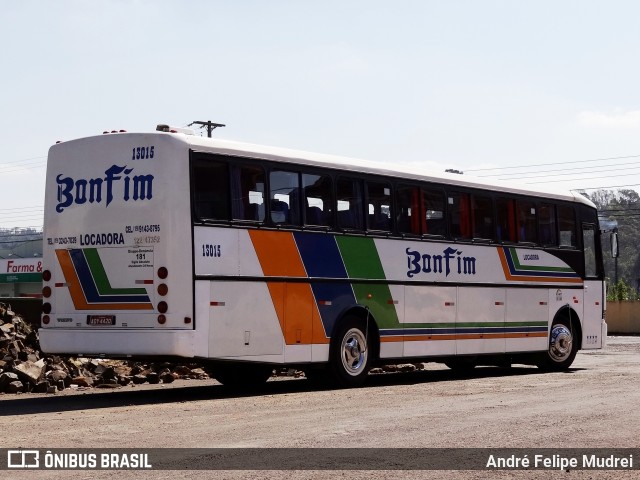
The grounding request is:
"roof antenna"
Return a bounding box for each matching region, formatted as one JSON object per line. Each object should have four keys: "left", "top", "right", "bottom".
{"left": 188, "top": 120, "right": 226, "bottom": 138}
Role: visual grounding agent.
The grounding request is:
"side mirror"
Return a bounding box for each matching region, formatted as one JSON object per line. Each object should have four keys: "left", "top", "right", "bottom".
{"left": 611, "top": 231, "right": 619, "bottom": 258}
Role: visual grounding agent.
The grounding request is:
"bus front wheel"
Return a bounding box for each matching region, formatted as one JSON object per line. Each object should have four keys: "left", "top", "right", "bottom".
{"left": 537, "top": 320, "right": 578, "bottom": 371}
{"left": 328, "top": 317, "right": 372, "bottom": 387}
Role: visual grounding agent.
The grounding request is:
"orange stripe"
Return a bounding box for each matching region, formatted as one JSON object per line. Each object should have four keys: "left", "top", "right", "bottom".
{"left": 249, "top": 230, "right": 306, "bottom": 277}
{"left": 56, "top": 249, "right": 153, "bottom": 310}
{"left": 56, "top": 249, "right": 88, "bottom": 309}
{"left": 249, "top": 231, "right": 328, "bottom": 344}
{"left": 266, "top": 282, "right": 286, "bottom": 335}
{"left": 381, "top": 332, "right": 548, "bottom": 342}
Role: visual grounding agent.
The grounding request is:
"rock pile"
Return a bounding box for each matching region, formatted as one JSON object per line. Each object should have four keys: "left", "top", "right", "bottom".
{"left": 0, "top": 303, "right": 210, "bottom": 395}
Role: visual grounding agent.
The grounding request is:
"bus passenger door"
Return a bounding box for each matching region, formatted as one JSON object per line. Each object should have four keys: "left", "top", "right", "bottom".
{"left": 583, "top": 280, "right": 604, "bottom": 349}
{"left": 582, "top": 223, "right": 604, "bottom": 349}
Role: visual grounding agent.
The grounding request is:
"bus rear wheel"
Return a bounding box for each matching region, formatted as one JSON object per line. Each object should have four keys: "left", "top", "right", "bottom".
{"left": 328, "top": 317, "right": 372, "bottom": 387}
{"left": 537, "top": 320, "right": 578, "bottom": 371}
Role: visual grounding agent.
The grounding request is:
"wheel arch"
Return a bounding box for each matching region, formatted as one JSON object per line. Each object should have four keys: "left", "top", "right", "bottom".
{"left": 332, "top": 305, "right": 381, "bottom": 363}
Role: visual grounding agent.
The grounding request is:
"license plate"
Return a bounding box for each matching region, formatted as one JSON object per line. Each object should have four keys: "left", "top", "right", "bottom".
{"left": 87, "top": 315, "right": 116, "bottom": 326}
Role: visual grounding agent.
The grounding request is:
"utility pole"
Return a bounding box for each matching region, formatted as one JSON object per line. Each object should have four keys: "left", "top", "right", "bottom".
{"left": 613, "top": 227, "right": 619, "bottom": 286}
{"left": 189, "top": 120, "right": 226, "bottom": 138}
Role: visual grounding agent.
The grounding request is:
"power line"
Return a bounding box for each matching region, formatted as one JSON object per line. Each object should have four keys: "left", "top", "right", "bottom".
{"left": 0, "top": 207, "right": 44, "bottom": 217}
{"left": 0, "top": 161, "right": 46, "bottom": 174}
{"left": 0, "top": 155, "right": 47, "bottom": 166}
{"left": 509, "top": 171, "right": 640, "bottom": 182}
{"left": 465, "top": 153, "right": 640, "bottom": 172}
{"left": 574, "top": 183, "right": 640, "bottom": 190}
{"left": 525, "top": 172, "right": 640, "bottom": 184}
{"left": 477, "top": 160, "right": 640, "bottom": 179}
{"left": 0, "top": 205, "right": 44, "bottom": 212}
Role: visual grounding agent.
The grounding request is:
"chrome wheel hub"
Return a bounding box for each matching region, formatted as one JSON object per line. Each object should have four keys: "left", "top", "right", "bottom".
{"left": 549, "top": 324, "right": 573, "bottom": 363}
{"left": 341, "top": 328, "right": 368, "bottom": 376}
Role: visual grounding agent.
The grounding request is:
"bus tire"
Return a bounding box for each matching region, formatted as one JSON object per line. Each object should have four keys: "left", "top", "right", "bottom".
{"left": 537, "top": 319, "right": 578, "bottom": 371}
{"left": 212, "top": 364, "right": 273, "bottom": 388}
{"left": 328, "top": 316, "right": 372, "bottom": 387}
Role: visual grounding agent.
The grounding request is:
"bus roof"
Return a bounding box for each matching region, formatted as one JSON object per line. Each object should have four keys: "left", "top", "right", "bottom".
{"left": 185, "top": 133, "right": 595, "bottom": 208}
{"left": 57, "top": 130, "right": 597, "bottom": 209}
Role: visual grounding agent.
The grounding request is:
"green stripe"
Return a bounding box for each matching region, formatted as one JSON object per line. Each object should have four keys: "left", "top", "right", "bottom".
{"left": 508, "top": 248, "right": 575, "bottom": 273}
{"left": 336, "top": 236, "right": 399, "bottom": 328}
{"left": 84, "top": 248, "right": 148, "bottom": 295}
{"left": 335, "top": 236, "right": 386, "bottom": 279}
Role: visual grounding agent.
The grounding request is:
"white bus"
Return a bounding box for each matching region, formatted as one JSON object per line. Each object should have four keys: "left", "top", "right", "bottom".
{"left": 40, "top": 125, "right": 607, "bottom": 387}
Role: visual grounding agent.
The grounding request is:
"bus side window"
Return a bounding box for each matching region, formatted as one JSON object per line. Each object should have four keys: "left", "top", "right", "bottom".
{"left": 539, "top": 203, "right": 557, "bottom": 246}
{"left": 496, "top": 198, "right": 516, "bottom": 242}
{"left": 193, "top": 159, "right": 230, "bottom": 221}
{"left": 396, "top": 185, "right": 422, "bottom": 235}
{"left": 448, "top": 192, "right": 471, "bottom": 240}
{"left": 336, "top": 177, "right": 364, "bottom": 230}
{"left": 231, "top": 164, "right": 265, "bottom": 222}
{"left": 472, "top": 194, "right": 494, "bottom": 241}
{"left": 367, "top": 181, "right": 392, "bottom": 232}
{"left": 557, "top": 205, "right": 577, "bottom": 247}
{"left": 302, "top": 173, "right": 333, "bottom": 227}
{"left": 516, "top": 201, "right": 538, "bottom": 244}
{"left": 423, "top": 188, "right": 446, "bottom": 236}
{"left": 269, "top": 170, "right": 301, "bottom": 225}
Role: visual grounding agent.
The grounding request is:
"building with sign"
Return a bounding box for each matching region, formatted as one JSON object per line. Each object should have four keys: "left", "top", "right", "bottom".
{"left": 0, "top": 234, "right": 43, "bottom": 298}
{"left": 0, "top": 257, "right": 43, "bottom": 297}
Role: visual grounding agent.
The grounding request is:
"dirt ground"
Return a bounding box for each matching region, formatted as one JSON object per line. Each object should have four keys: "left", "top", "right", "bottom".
{"left": 1, "top": 336, "right": 639, "bottom": 479}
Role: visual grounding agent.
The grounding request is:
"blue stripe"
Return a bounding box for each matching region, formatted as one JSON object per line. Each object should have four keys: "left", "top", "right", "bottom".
{"left": 381, "top": 326, "right": 549, "bottom": 336}
{"left": 69, "top": 249, "right": 151, "bottom": 304}
{"left": 293, "top": 232, "right": 349, "bottom": 278}
{"left": 294, "top": 233, "right": 356, "bottom": 336}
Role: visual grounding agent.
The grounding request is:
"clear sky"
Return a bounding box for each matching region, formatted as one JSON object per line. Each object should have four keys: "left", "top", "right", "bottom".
{"left": 2, "top": 0, "right": 640, "bottom": 229}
